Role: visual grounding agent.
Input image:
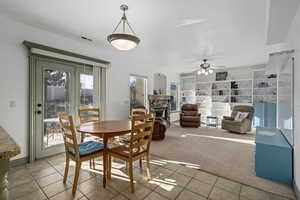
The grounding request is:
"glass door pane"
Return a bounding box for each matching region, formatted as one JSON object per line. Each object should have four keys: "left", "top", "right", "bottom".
{"left": 129, "top": 75, "right": 147, "bottom": 110}
{"left": 35, "top": 59, "right": 75, "bottom": 159}
{"left": 43, "top": 69, "right": 71, "bottom": 148}
{"left": 80, "top": 73, "right": 94, "bottom": 106}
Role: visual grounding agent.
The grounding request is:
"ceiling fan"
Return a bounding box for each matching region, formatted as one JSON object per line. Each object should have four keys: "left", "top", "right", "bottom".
{"left": 194, "top": 59, "right": 225, "bottom": 76}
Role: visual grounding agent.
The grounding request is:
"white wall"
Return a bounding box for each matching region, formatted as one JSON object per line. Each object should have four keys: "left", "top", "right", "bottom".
{"left": 285, "top": 6, "right": 300, "bottom": 195}
{"left": 0, "top": 15, "right": 180, "bottom": 159}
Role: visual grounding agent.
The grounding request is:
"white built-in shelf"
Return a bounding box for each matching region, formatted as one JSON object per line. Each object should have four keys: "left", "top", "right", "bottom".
{"left": 253, "top": 70, "right": 277, "bottom": 104}
{"left": 231, "top": 95, "right": 252, "bottom": 97}
{"left": 254, "top": 87, "right": 277, "bottom": 89}
{"left": 212, "top": 89, "right": 229, "bottom": 90}
{"left": 181, "top": 89, "right": 195, "bottom": 92}
{"left": 180, "top": 69, "right": 278, "bottom": 120}
{"left": 254, "top": 95, "right": 276, "bottom": 97}
{"left": 231, "top": 88, "right": 252, "bottom": 90}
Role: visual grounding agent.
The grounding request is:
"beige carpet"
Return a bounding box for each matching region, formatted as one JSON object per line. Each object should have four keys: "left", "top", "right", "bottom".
{"left": 150, "top": 125, "right": 295, "bottom": 199}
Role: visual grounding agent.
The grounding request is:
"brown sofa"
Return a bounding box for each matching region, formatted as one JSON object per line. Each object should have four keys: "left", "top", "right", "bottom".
{"left": 180, "top": 104, "right": 201, "bottom": 128}
{"left": 221, "top": 105, "right": 254, "bottom": 134}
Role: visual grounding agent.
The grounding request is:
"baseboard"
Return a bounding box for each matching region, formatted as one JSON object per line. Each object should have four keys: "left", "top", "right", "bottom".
{"left": 10, "top": 157, "right": 28, "bottom": 167}
{"left": 294, "top": 181, "right": 300, "bottom": 200}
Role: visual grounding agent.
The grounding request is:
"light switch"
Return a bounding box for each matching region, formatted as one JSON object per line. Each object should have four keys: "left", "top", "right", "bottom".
{"left": 9, "top": 101, "right": 16, "bottom": 108}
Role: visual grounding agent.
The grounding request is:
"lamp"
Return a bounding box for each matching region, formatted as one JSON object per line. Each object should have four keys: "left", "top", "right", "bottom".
{"left": 107, "top": 5, "right": 140, "bottom": 51}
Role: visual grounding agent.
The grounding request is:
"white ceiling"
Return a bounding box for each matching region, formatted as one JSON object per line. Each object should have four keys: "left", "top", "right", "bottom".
{"left": 0, "top": 0, "right": 272, "bottom": 72}
{"left": 267, "top": 0, "right": 300, "bottom": 45}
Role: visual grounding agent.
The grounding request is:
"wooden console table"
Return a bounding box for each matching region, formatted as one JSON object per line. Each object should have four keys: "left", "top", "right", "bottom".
{"left": 0, "top": 126, "right": 21, "bottom": 200}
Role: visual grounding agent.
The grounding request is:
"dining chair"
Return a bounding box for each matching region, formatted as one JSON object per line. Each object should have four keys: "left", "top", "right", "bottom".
{"left": 58, "top": 113, "right": 104, "bottom": 195}
{"left": 78, "top": 107, "right": 100, "bottom": 143}
{"left": 118, "top": 107, "right": 149, "bottom": 145}
{"left": 107, "top": 113, "right": 155, "bottom": 193}
{"left": 131, "top": 107, "right": 148, "bottom": 115}
{"left": 130, "top": 106, "right": 148, "bottom": 168}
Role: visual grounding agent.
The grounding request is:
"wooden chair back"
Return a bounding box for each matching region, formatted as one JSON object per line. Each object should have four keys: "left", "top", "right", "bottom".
{"left": 78, "top": 107, "right": 100, "bottom": 124}
{"left": 131, "top": 107, "right": 148, "bottom": 116}
{"left": 58, "top": 113, "right": 79, "bottom": 157}
{"left": 130, "top": 113, "right": 155, "bottom": 156}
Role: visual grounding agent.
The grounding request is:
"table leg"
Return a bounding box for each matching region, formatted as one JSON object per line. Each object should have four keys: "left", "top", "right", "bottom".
{"left": 0, "top": 159, "right": 9, "bottom": 200}
{"left": 103, "top": 137, "right": 108, "bottom": 188}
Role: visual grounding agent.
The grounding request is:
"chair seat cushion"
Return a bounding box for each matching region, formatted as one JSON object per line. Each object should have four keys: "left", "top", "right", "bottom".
{"left": 69, "top": 141, "right": 104, "bottom": 156}
{"left": 109, "top": 145, "right": 144, "bottom": 158}
{"left": 181, "top": 116, "right": 200, "bottom": 122}
{"left": 222, "top": 120, "right": 242, "bottom": 126}
{"left": 183, "top": 111, "right": 198, "bottom": 116}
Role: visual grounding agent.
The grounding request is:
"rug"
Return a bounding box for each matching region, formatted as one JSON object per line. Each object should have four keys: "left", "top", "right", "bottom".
{"left": 150, "top": 125, "right": 295, "bottom": 199}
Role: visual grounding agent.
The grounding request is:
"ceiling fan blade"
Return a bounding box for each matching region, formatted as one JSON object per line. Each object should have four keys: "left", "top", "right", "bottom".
{"left": 211, "top": 65, "right": 226, "bottom": 69}
{"left": 176, "top": 19, "right": 208, "bottom": 28}
{"left": 183, "top": 58, "right": 203, "bottom": 64}
{"left": 185, "top": 54, "right": 225, "bottom": 64}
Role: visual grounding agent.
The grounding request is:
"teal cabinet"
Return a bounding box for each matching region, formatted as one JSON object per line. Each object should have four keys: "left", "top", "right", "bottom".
{"left": 253, "top": 103, "right": 276, "bottom": 128}
{"left": 255, "top": 128, "right": 293, "bottom": 186}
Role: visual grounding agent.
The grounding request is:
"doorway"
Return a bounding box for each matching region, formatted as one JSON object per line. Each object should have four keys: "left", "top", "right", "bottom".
{"left": 32, "top": 57, "right": 100, "bottom": 159}
{"left": 129, "top": 75, "right": 147, "bottom": 110}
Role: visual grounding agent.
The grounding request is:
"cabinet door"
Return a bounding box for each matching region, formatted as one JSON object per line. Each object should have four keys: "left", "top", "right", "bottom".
{"left": 265, "top": 103, "right": 277, "bottom": 128}
{"left": 253, "top": 103, "right": 264, "bottom": 127}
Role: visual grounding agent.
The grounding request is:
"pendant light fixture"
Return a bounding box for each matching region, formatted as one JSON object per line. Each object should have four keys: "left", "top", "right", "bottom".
{"left": 197, "top": 59, "right": 214, "bottom": 76}
{"left": 107, "top": 5, "right": 140, "bottom": 51}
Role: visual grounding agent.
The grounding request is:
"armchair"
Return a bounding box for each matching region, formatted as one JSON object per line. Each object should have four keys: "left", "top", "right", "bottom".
{"left": 180, "top": 104, "right": 201, "bottom": 128}
{"left": 221, "top": 105, "right": 254, "bottom": 133}
{"left": 131, "top": 106, "right": 168, "bottom": 140}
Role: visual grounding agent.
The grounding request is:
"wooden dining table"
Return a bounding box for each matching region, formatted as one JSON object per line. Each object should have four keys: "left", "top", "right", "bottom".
{"left": 76, "top": 120, "right": 132, "bottom": 188}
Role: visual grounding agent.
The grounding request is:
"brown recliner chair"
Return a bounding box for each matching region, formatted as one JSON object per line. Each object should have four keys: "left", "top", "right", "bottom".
{"left": 180, "top": 104, "right": 201, "bottom": 128}
{"left": 221, "top": 105, "right": 254, "bottom": 134}
{"left": 131, "top": 106, "right": 168, "bottom": 140}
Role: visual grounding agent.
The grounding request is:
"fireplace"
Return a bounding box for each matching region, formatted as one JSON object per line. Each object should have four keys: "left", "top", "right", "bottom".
{"left": 148, "top": 95, "right": 171, "bottom": 122}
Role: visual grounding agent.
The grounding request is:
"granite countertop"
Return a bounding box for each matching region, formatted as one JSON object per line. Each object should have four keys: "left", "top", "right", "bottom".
{"left": 0, "top": 126, "right": 21, "bottom": 160}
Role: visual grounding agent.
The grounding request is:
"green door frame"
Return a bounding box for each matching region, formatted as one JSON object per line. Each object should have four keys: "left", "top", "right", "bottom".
{"left": 25, "top": 41, "right": 109, "bottom": 162}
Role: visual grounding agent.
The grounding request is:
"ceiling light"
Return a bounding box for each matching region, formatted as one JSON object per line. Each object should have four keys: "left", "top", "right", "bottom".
{"left": 197, "top": 59, "right": 214, "bottom": 76}
{"left": 107, "top": 5, "right": 140, "bottom": 51}
{"left": 197, "top": 70, "right": 201, "bottom": 75}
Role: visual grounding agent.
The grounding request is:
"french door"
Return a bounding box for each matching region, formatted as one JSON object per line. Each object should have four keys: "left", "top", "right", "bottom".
{"left": 129, "top": 75, "right": 148, "bottom": 111}
{"left": 34, "top": 58, "right": 98, "bottom": 159}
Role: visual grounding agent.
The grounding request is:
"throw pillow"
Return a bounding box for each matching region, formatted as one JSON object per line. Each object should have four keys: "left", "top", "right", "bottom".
{"left": 234, "top": 111, "right": 249, "bottom": 122}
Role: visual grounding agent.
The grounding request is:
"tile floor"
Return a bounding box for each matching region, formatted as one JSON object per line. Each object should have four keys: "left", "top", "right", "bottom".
{"left": 8, "top": 153, "right": 292, "bottom": 200}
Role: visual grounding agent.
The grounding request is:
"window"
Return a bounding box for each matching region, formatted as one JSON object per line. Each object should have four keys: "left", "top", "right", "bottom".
{"left": 80, "top": 74, "right": 94, "bottom": 106}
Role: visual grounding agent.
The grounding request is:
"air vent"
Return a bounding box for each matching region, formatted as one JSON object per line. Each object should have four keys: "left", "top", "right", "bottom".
{"left": 81, "top": 36, "right": 93, "bottom": 42}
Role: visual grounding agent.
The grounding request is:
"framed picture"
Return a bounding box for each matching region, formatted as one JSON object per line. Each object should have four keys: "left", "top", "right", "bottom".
{"left": 216, "top": 72, "right": 228, "bottom": 81}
